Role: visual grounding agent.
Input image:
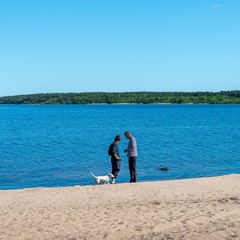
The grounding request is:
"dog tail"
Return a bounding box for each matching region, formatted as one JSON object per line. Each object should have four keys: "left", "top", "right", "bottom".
{"left": 90, "top": 172, "right": 96, "bottom": 178}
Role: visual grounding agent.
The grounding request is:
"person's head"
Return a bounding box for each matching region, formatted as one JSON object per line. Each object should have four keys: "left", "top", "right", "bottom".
{"left": 124, "top": 131, "right": 132, "bottom": 139}
{"left": 114, "top": 135, "right": 121, "bottom": 143}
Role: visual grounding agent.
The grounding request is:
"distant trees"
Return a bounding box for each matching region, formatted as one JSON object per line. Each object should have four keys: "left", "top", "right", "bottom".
{"left": 0, "top": 91, "right": 240, "bottom": 104}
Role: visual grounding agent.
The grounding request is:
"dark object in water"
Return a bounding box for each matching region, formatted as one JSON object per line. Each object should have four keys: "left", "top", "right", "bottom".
{"left": 159, "top": 167, "right": 169, "bottom": 171}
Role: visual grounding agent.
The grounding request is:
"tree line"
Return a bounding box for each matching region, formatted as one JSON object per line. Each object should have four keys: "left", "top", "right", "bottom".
{"left": 0, "top": 91, "right": 240, "bottom": 104}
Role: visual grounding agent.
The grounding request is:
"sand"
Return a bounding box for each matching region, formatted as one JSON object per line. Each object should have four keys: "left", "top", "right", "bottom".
{"left": 0, "top": 174, "right": 240, "bottom": 240}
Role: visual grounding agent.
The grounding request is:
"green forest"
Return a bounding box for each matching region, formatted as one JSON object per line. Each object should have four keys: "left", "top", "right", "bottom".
{"left": 0, "top": 91, "right": 240, "bottom": 104}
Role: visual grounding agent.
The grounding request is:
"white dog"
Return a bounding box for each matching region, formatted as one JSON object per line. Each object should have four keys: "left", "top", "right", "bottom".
{"left": 90, "top": 172, "right": 114, "bottom": 184}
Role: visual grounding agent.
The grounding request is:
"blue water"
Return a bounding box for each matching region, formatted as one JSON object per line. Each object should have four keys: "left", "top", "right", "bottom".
{"left": 0, "top": 104, "right": 239, "bottom": 190}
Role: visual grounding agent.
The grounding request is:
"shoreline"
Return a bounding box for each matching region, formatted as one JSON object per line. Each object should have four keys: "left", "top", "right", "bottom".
{"left": 1, "top": 173, "right": 239, "bottom": 191}
{"left": 1, "top": 174, "right": 240, "bottom": 239}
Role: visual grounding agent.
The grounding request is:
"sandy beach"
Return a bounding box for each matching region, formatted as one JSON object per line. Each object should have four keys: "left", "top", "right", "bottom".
{"left": 0, "top": 174, "right": 239, "bottom": 240}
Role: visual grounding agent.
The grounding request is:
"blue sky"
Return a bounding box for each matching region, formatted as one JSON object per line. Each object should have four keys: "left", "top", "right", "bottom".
{"left": 0, "top": 0, "right": 239, "bottom": 97}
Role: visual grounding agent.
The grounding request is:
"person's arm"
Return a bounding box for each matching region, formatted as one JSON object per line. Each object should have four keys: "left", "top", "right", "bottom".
{"left": 114, "top": 153, "right": 120, "bottom": 160}
{"left": 113, "top": 143, "right": 120, "bottom": 160}
{"left": 124, "top": 138, "right": 134, "bottom": 152}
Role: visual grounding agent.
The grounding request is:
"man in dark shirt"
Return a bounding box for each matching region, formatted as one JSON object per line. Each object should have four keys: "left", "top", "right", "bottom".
{"left": 110, "top": 135, "right": 121, "bottom": 184}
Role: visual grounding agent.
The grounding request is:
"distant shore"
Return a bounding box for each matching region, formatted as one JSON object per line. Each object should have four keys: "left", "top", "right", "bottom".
{"left": 0, "top": 91, "right": 239, "bottom": 104}
{"left": 1, "top": 174, "right": 239, "bottom": 240}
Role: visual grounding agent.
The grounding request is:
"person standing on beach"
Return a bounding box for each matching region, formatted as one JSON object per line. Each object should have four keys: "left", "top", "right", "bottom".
{"left": 109, "top": 135, "right": 121, "bottom": 184}
{"left": 124, "top": 131, "right": 138, "bottom": 183}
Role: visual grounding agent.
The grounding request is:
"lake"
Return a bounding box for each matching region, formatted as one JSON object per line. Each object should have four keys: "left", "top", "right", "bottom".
{"left": 0, "top": 104, "right": 239, "bottom": 190}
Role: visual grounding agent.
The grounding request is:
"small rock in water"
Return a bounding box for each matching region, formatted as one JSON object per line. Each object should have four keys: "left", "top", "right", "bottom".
{"left": 159, "top": 167, "right": 169, "bottom": 171}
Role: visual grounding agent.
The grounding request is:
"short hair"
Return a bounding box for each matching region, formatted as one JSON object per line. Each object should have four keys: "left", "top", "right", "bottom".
{"left": 124, "top": 131, "right": 131, "bottom": 136}
{"left": 115, "top": 135, "right": 121, "bottom": 141}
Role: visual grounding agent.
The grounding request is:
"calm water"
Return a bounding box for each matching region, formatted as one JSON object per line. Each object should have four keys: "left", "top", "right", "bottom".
{"left": 0, "top": 104, "right": 239, "bottom": 190}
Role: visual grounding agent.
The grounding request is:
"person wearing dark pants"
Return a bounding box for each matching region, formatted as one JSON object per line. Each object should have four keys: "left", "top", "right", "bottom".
{"left": 109, "top": 135, "right": 121, "bottom": 184}
{"left": 124, "top": 131, "right": 138, "bottom": 183}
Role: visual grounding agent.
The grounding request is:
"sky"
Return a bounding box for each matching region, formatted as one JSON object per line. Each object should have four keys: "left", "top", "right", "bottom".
{"left": 0, "top": 0, "right": 239, "bottom": 97}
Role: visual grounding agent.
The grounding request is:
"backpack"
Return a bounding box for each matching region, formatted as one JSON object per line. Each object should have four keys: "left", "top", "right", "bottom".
{"left": 108, "top": 143, "right": 114, "bottom": 156}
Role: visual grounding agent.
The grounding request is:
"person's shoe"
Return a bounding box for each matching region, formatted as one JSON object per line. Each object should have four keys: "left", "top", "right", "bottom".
{"left": 129, "top": 179, "right": 136, "bottom": 183}
{"left": 112, "top": 178, "right": 116, "bottom": 184}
